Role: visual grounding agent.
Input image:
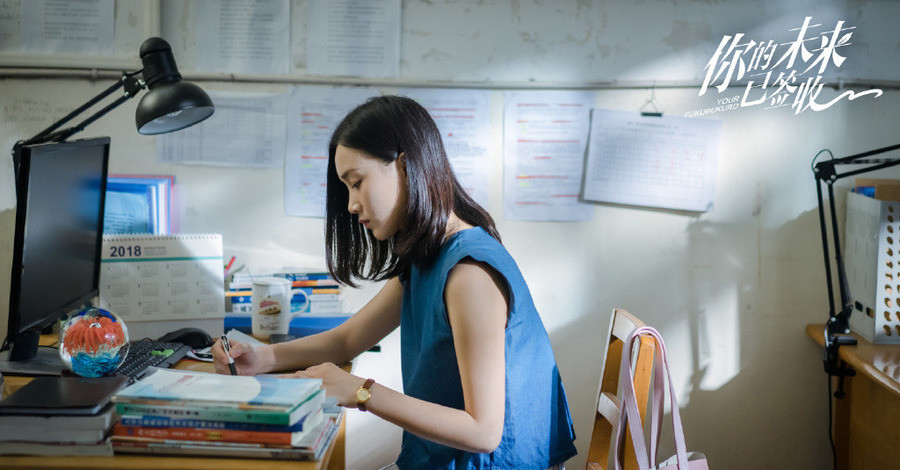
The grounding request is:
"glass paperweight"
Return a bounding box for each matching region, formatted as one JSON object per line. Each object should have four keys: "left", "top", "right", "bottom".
{"left": 58, "top": 308, "right": 129, "bottom": 377}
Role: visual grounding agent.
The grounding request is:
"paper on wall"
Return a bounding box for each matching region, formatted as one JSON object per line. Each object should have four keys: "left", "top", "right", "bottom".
{"left": 503, "top": 90, "right": 594, "bottom": 221}
{"left": 582, "top": 109, "right": 720, "bottom": 212}
{"left": 284, "top": 85, "right": 378, "bottom": 217}
{"left": 20, "top": 0, "right": 113, "bottom": 55}
{"left": 194, "top": 0, "right": 290, "bottom": 75}
{"left": 400, "top": 88, "right": 492, "bottom": 208}
{"left": 306, "top": 0, "right": 400, "bottom": 78}
{"left": 156, "top": 91, "right": 287, "bottom": 168}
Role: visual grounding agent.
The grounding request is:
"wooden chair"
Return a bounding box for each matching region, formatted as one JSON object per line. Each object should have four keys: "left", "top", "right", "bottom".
{"left": 586, "top": 309, "right": 656, "bottom": 470}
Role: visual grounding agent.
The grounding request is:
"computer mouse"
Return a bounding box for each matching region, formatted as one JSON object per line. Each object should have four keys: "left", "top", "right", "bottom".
{"left": 157, "top": 327, "right": 214, "bottom": 349}
{"left": 269, "top": 333, "right": 297, "bottom": 344}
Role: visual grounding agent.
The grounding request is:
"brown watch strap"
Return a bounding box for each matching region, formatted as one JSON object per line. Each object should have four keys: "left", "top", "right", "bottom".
{"left": 358, "top": 378, "right": 375, "bottom": 412}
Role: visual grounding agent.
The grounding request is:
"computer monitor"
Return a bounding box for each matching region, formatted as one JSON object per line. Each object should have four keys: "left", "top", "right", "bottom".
{"left": 1, "top": 137, "right": 110, "bottom": 375}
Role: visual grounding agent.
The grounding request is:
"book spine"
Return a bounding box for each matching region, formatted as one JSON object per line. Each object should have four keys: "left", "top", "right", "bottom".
{"left": 232, "top": 272, "right": 332, "bottom": 283}
{"left": 307, "top": 293, "right": 341, "bottom": 301}
{"left": 111, "top": 439, "right": 315, "bottom": 460}
{"left": 116, "top": 402, "right": 292, "bottom": 425}
{"left": 119, "top": 414, "right": 309, "bottom": 432}
{"left": 115, "top": 398, "right": 289, "bottom": 411}
{"left": 229, "top": 279, "right": 339, "bottom": 289}
{"left": 227, "top": 289, "right": 339, "bottom": 298}
{"left": 113, "top": 423, "right": 293, "bottom": 445}
{"left": 305, "top": 300, "right": 343, "bottom": 314}
{"left": 290, "top": 279, "right": 339, "bottom": 287}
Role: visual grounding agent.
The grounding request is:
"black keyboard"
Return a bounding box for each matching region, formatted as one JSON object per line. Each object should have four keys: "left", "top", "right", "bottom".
{"left": 117, "top": 339, "right": 192, "bottom": 385}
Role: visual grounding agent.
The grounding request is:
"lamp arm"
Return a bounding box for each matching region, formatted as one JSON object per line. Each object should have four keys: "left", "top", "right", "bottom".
{"left": 21, "top": 71, "right": 141, "bottom": 147}
{"left": 813, "top": 175, "right": 854, "bottom": 334}
{"left": 815, "top": 173, "right": 859, "bottom": 380}
{"left": 825, "top": 180, "right": 853, "bottom": 333}
{"left": 813, "top": 143, "right": 900, "bottom": 320}
{"left": 833, "top": 159, "right": 900, "bottom": 181}
{"left": 20, "top": 71, "right": 145, "bottom": 148}
{"left": 813, "top": 143, "right": 900, "bottom": 379}
{"left": 12, "top": 71, "right": 145, "bottom": 181}
{"left": 833, "top": 143, "right": 900, "bottom": 165}
{"left": 815, "top": 144, "right": 900, "bottom": 169}
{"left": 51, "top": 86, "right": 140, "bottom": 143}
{"left": 815, "top": 179, "right": 837, "bottom": 319}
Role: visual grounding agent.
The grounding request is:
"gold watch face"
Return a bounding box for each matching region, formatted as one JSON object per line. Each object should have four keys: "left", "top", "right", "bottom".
{"left": 357, "top": 388, "right": 370, "bottom": 402}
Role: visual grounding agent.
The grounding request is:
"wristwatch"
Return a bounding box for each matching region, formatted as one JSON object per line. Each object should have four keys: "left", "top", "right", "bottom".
{"left": 356, "top": 378, "right": 375, "bottom": 412}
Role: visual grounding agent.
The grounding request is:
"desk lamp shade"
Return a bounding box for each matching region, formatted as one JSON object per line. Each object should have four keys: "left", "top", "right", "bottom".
{"left": 136, "top": 37, "right": 214, "bottom": 135}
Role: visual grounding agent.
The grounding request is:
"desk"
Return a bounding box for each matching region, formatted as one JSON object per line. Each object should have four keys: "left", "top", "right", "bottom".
{"left": 0, "top": 338, "right": 346, "bottom": 470}
{"left": 806, "top": 324, "right": 900, "bottom": 470}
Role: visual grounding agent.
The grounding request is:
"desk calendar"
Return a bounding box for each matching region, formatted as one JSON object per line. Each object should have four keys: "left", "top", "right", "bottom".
{"left": 99, "top": 234, "right": 224, "bottom": 322}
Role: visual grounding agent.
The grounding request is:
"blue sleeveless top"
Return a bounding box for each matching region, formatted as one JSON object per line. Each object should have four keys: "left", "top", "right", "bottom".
{"left": 397, "top": 227, "right": 577, "bottom": 469}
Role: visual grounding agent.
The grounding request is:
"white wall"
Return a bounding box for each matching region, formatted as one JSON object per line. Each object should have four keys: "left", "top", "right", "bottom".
{"left": 2, "top": 1, "right": 899, "bottom": 469}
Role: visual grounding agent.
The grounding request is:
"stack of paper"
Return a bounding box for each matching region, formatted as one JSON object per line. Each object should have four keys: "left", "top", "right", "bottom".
{"left": 110, "top": 369, "right": 339, "bottom": 460}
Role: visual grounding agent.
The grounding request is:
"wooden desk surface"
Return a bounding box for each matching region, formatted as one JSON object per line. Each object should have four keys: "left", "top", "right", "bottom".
{"left": 0, "top": 341, "right": 345, "bottom": 470}
{"left": 806, "top": 323, "right": 900, "bottom": 470}
{"left": 805, "top": 323, "right": 900, "bottom": 398}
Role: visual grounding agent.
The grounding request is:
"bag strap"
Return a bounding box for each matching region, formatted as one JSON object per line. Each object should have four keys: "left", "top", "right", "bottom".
{"left": 649, "top": 330, "right": 665, "bottom": 467}
{"left": 614, "top": 327, "right": 651, "bottom": 469}
{"left": 614, "top": 326, "right": 692, "bottom": 470}
{"left": 644, "top": 327, "right": 689, "bottom": 468}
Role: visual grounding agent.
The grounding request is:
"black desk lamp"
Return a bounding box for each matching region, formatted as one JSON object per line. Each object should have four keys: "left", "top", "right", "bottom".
{"left": 11, "top": 37, "right": 214, "bottom": 176}
{"left": 813, "top": 143, "right": 900, "bottom": 392}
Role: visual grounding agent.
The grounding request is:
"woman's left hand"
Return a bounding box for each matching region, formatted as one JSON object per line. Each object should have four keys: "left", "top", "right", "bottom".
{"left": 281, "top": 362, "right": 367, "bottom": 408}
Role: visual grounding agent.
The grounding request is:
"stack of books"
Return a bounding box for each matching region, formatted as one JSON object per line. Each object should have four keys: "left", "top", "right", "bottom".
{"left": 0, "top": 375, "right": 126, "bottom": 456}
{"left": 110, "top": 368, "right": 340, "bottom": 460}
{"left": 228, "top": 271, "right": 345, "bottom": 316}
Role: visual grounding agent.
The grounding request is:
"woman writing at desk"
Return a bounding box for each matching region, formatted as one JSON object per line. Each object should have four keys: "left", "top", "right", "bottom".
{"left": 213, "top": 96, "right": 576, "bottom": 470}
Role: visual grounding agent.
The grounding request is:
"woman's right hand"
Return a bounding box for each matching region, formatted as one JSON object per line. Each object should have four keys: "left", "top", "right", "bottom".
{"left": 211, "top": 338, "right": 272, "bottom": 376}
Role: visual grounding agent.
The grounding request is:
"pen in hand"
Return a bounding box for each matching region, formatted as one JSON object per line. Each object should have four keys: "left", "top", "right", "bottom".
{"left": 220, "top": 334, "right": 237, "bottom": 375}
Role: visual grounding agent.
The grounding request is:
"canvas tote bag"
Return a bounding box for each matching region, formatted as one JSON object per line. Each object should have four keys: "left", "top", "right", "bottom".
{"left": 613, "top": 326, "right": 709, "bottom": 470}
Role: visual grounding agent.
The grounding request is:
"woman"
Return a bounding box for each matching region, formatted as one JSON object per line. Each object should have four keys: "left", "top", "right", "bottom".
{"left": 213, "top": 96, "right": 576, "bottom": 469}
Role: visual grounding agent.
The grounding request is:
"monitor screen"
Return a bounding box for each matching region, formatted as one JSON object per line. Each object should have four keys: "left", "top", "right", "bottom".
{"left": 2, "top": 137, "right": 109, "bottom": 373}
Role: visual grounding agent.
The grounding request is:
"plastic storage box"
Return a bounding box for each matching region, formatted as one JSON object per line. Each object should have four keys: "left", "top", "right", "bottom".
{"left": 845, "top": 190, "right": 900, "bottom": 344}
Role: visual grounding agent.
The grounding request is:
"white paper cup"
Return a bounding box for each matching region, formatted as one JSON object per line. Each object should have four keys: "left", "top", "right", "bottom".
{"left": 251, "top": 277, "right": 308, "bottom": 340}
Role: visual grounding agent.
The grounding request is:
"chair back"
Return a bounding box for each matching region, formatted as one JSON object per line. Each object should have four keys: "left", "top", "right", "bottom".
{"left": 586, "top": 308, "right": 656, "bottom": 470}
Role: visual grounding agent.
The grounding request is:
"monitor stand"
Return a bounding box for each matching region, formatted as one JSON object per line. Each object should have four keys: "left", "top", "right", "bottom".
{"left": 0, "top": 347, "right": 64, "bottom": 376}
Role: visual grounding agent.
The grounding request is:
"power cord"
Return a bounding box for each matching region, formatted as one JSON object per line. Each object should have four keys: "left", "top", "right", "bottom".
{"left": 811, "top": 148, "right": 835, "bottom": 171}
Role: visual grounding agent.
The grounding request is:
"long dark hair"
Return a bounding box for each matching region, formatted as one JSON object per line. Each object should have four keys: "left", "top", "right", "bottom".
{"left": 325, "top": 95, "right": 499, "bottom": 287}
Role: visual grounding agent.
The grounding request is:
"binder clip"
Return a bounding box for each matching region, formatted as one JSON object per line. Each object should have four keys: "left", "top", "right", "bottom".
{"left": 640, "top": 85, "right": 663, "bottom": 117}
